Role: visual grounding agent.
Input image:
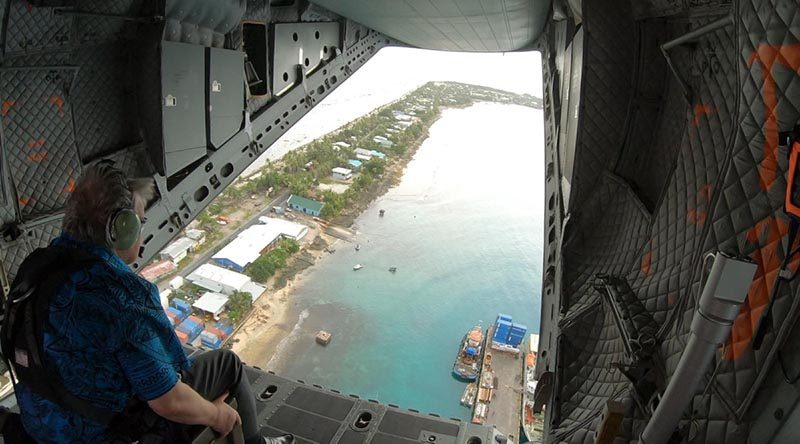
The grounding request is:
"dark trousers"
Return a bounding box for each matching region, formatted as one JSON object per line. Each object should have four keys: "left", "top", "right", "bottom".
{"left": 174, "top": 349, "right": 259, "bottom": 442}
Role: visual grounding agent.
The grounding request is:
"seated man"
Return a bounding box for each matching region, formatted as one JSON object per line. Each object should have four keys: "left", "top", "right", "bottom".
{"left": 8, "top": 164, "right": 292, "bottom": 444}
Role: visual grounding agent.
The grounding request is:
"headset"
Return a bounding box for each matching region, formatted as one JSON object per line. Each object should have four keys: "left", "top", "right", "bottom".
{"left": 98, "top": 161, "right": 143, "bottom": 251}
{"left": 106, "top": 207, "right": 141, "bottom": 251}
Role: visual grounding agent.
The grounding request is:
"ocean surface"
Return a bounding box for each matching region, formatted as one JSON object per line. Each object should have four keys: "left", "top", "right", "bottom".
{"left": 266, "top": 102, "right": 544, "bottom": 420}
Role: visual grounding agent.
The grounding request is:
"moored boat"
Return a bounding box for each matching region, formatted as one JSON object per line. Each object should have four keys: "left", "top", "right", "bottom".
{"left": 353, "top": 264, "right": 364, "bottom": 270}
{"left": 453, "top": 325, "right": 484, "bottom": 381}
{"left": 460, "top": 382, "right": 477, "bottom": 408}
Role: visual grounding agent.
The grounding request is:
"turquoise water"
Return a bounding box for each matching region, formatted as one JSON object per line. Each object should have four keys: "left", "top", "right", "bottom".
{"left": 267, "top": 102, "right": 544, "bottom": 420}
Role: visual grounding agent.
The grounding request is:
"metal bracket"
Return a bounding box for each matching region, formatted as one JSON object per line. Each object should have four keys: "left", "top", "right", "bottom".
{"left": 296, "top": 64, "right": 312, "bottom": 104}
{"left": 272, "top": 22, "right": 340, "bottom": 96}
{"left": 660, "top": 15, "right": 733, "bottom": 103}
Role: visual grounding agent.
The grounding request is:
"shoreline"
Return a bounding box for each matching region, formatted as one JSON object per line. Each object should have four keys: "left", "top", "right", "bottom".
{"left": 228, "top": 101, "right": 535, "bottom": 368}
{"left": 231, "top": 235, "right": 340, "bottom": 367}
{"left": 229, "top": 110, "right": 441, "bottom": 368}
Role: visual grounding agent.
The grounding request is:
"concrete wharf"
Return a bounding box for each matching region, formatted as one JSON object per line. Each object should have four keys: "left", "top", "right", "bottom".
{"left": 472, "top": 324, "right": 524, "bottom": 443}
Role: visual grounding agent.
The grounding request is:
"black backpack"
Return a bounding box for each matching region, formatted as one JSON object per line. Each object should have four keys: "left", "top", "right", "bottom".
{"left": 0, "top": 246, "right": 167, "bottom": 443}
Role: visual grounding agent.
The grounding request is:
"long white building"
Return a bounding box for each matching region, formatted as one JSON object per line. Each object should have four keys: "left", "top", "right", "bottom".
{"left": 186, "top": 263, "right": 266, "bottom": 301}
{"left": 212, "top": 217, "right": 307, "bottom": 272}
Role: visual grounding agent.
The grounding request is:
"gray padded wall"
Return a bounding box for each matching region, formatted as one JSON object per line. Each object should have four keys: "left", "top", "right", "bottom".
{"left": 544, "top": 0, "right": 800, "bottom": 442}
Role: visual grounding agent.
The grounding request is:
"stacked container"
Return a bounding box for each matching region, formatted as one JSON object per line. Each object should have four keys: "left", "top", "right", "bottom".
{"left": 507, "top": 323, "right": 527, "bottom": 347}
{"left": 200, "top": 330, "right": 223, "bottom": 349}
{"left": 171, "top": 298, "right": 191, "bottom": 315}
{"left": 175, "top": 330, "right": 189, "bottom": 344}
{"left": 165, "top": 307, "right": 188, "bottom": 325}
{"left": 493, "top": 319, "right": 512, "bottom": 344}
{"left": 187, "top": 315, "right": 205, "bottom": 329}
{"left": 205, "top": 326, "right": 227, "bottom": 341}
{"left": 177, "top": 317, "right": 203, "bottom": 343}
{"left": 215, "top": 322, "right": 234, "bottom": 338}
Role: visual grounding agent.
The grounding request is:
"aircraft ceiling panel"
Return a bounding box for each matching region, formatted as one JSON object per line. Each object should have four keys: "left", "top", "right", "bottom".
{"left": 311, "top": 0, "right": 550, "bottom": 51}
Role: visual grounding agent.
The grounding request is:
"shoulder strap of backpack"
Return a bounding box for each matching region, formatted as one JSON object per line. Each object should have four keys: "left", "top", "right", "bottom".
{"left": 1, "top": 246, "right": 118, "bottom": 425}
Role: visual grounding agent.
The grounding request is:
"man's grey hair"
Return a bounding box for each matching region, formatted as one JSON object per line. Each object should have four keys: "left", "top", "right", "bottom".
{"left": 62, "top": 164, "right": 156, "bottom": 247}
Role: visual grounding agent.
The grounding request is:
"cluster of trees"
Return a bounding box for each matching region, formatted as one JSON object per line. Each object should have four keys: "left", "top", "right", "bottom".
{"left": 247, "top": 238, "right": 301, "bottom": 283}
{"left": 227, "top": 290, "right": 253, "bottom": 325}
{"left": 318, "top": 157, "right": 387, "bottom": 219}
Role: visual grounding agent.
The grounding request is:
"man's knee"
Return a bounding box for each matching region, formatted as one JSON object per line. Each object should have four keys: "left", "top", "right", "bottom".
{"left": 214, "top": 348, "right": 242, "bottom": 366}
{"left": 209, "top": 349, "right": 244, "bottom": 380}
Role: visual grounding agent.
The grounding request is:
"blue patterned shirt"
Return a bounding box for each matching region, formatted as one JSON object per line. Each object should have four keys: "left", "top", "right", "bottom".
{"left": 16, "top": 234, "right": 191, "bottom": 443}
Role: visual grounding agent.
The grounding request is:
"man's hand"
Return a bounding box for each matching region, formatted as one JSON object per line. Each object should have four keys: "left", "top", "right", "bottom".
{"left": 211, "top": 392, "right": 241, "bottom": 437}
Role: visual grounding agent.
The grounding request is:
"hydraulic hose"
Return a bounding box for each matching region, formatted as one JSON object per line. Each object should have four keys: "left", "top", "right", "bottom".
{"left": 640, "top": 253, "right": 757, "bottom": 444}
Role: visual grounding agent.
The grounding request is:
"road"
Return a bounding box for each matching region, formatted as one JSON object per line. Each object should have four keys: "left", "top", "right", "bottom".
{"left": 166, "top": 190, "right": 291, "bottom": 286}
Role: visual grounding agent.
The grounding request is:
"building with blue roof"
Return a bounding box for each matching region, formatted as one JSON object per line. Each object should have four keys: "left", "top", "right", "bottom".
{"left": 348, "top": 159, "right": 363, "bottom": 169}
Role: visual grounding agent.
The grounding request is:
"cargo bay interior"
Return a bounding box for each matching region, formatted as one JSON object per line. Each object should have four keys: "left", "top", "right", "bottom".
{"left": 0, "top": 0, "right": 798, "bottom": 443}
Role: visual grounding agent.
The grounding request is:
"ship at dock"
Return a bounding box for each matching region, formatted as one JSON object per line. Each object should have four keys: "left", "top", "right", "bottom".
{"left": 522, "top": 334, "right": 544, "bottom": 443}
{"left": 453, "top": 326, "right": 484, "bottom": 381}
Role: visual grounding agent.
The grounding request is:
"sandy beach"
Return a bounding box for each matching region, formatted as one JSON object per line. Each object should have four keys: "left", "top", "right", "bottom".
{"left": 230, "top": 233, "right": 340, "bottom": 367}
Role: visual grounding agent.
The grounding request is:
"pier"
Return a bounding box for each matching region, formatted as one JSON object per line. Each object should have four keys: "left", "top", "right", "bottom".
{"left": 472, "top": 324, "right": 524, "bottom": 442}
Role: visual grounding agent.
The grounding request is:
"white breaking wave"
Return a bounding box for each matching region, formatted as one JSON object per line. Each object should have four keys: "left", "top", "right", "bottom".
{"left": 265, "top": 308, "right": 310, "bottom": 369}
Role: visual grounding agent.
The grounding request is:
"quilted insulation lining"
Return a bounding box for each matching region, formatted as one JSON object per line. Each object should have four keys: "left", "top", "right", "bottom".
{"left": 565, "top": 0, "right": 636, "bottom": 216}
{"left": 554, "top": 0, "right": 800, "bottom": 442}
{"left": 0, "top": 67, "right": 82, "bottom": 220}
{"left": 0, "top": 0, "right": 148, "bottom": 280}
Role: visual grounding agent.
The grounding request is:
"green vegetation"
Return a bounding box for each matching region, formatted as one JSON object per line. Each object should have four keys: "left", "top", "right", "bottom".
{"left": 227, "top": 290, "right": 253, "bottom": 325}
{"left": 246, "top": 238, "right": 301, "bottom": 283}
{"left": 199, "top": 81, "right": 539, "bottom": 227}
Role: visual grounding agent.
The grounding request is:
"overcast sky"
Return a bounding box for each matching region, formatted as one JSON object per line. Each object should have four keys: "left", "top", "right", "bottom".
{"left": 332, "top": 47, "right": 543, "bottom": 99}
{"left": 250, "top": 47, "right": 543, "bottom": 170}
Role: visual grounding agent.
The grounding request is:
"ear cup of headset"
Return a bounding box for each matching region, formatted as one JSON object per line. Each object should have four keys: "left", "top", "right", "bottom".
{"left": 108, "top": 209, "right": 141, "bottom": 250}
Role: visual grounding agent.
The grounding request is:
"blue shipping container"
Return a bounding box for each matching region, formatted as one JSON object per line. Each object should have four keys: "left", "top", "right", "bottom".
{"left": 177, "top": 319, "right": 199, "bottom": 334}
{"left": 167, "top": 307, "right": 188, "bottom": 321}
{"left": 497, "top": 313, "right": 512, "bottom": 323}
{"left": 202, "top": 337, "right": 222, "bottom": 349}
{"left": 171, "top": 298, "right": 191, "bottom": 314}
{"left": 511, "top": 323, "right": 528, "bottom": 332}
{"left": 215, "top": 322, "right": 234, "bottom": 337}
{"left": 493, "top": 335, "right": 508, "bottom": 343}
{"left": 186, "top": 329, "right": 201, "bottom": 343}
{"left": 493, "top": 335, "right": 510, "bottom": 344}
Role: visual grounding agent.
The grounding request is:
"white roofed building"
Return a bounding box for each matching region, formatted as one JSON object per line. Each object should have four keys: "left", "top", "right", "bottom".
{"left": 160, "top": 236, "right": 197, "bottom": 264}
{"left": 185, "top": 229, "right": 206, "bottom": 245}
{"left": 331, "top": 167, "right": 352, "bottom": 181}
{"left": 193, "top": 292, "right": 229, "bottom": 319}
{"left": 354, "top": 148, "right": 373, "bottom": 161}
{"left": 187, "top": 263, "right": 266, "bottom": 302}
{"left": 212, "top": 218, "right": 307, "bottom": 272}
{"left": 187, "top": 263, "right": 251, "bottom": 295}
{"left": 241, "top": 282, "right": 267, "bottom": 302}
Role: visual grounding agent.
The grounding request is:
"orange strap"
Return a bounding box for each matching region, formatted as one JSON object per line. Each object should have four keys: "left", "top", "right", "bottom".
{"left": 786, "top": 141, "right": 800, "bottom": 218}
